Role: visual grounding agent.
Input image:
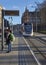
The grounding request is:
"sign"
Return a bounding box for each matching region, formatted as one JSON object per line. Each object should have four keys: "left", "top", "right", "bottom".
{"left": 4, "top": 10, "right": 19, "bottom": 16}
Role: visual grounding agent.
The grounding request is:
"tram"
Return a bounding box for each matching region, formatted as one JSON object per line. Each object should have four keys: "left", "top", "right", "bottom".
{"left": 22, "top": 23, "right": 33, "bottom": 36}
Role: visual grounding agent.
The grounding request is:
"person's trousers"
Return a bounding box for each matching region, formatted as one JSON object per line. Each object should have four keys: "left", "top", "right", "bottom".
{"left": 8, "top": 43, "right": 11, "bottom": 52}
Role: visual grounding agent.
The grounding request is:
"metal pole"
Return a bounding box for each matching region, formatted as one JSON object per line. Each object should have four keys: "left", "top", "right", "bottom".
{"left": 36, "top": 9, "right": 37, "bottom": 32}
{"left": 9, "top": 17, "right": 13, "bottom": 33}
{"left": 1, "top": 10, "right": 4, "bottom": 51}
{"left": 11, "top": 17, "right": 13, "bottom": 33}
{"left": 12, "top": 22, "right": 13, "bottom": 33}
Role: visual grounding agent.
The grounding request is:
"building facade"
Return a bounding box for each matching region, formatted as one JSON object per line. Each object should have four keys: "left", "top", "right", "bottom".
{"left": 0, "top": 6, "right": 3, "bottom": 32}
{"left": 36, "top": 1, "right": 46, "bottom": 31}
{"left": 21, "top": 8, "right": 30, "bottom": 24}
{"left": 4, "top": 18, "right": 10, "bottom": 29}
{"left": 21, "top": 8, "right": 41, "bottom": 32}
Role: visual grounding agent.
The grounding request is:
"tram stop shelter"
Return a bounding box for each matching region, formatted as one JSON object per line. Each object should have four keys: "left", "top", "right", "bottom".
{"left": 0, "top": 6, "right": 19, "bottom": 50}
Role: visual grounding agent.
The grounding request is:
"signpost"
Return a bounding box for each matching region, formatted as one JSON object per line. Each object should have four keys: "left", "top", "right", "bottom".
{"left": 2, "top": 10, "right": 4, "bottom": 50}
{"left": 4, "top": 10, "right": 19, "bottom": 16}
{"left": 1, "top": 9, "right": 19, "bottom": 50}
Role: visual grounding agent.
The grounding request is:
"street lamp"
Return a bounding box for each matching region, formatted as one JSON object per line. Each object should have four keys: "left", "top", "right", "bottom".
{"left": 1, "top": 7, "right": 5, "bottom": 50}
{"left": 35, "top": 8, "right": 38, "bottom": 32}
{"left": 9, "top": 17, "right": 13, "bottom": 33}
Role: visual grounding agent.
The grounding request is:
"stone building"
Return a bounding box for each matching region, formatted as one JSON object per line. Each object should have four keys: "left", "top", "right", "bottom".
{"left": 21, "top": 8, "right": 30, "bottom": 24}
{"left": 0, "top": 6, "right": 3, "bottom": 32}
{"left": 21, "top": 8, "right": 41, "bottom": 31}
{"left": 4, "top": 18, "right": 10, "bottom": 29}
{"left": 36, "top": 1, "right": 46, "bottom": 31}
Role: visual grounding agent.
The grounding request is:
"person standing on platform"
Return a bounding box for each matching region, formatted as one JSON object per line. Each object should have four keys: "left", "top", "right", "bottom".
{"left": 6, "top": 30, "right": 13, "bottom": 53}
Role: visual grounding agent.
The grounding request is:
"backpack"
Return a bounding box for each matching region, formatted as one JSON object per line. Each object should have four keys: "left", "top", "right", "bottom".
{"left": 9, "top": 33, "right": 13, "bottom": 41}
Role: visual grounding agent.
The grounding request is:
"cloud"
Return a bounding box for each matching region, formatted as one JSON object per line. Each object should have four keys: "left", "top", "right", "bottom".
{"left": 12, "top": 5, "right": 19, "bottom": 10}
{"left": 3, "top": 7, "right": 6, "bottom": 10}
{"left": 28, "top": 4, "right": 32, "bottom": 7}
{"left": 27, "top": 3, "right": 37, "bottom": 9}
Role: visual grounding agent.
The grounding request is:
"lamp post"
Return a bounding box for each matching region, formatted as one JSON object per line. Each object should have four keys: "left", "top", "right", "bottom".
{"left": 9, "top": 17, "right": 13, "bottom": 33}
{"left": 1, "top": 7, "right": 5, "bottom": 51}
{"left": 35, "top": 8, "right": 37, "bottom": 32}
{"left": 2, "top": 9, "right": 4, "bottom": 51}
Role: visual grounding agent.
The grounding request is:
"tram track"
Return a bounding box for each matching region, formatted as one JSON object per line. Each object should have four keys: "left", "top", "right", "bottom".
{"left": 27, "top": 36, "right": 46, "bottom": 45}
{"left": 34, "top": 36, "right": 46, "bottom": 45}
{"left": 29, "top": 38, "right": 46, "bottom": 59}
{"left": 24, "top": 36, "right": 46, "bottom": 60}
{"left": 23, "top": 37, "right": 41, "bottom": 65}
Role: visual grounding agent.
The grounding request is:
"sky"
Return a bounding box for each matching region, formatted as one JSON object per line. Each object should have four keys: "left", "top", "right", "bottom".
{"left": 0, "top": 0, "right": 44, "bottom": 25}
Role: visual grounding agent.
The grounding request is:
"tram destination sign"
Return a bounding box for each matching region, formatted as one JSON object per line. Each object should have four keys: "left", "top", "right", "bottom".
{"left": 4, "top": 10, "right": 19, "bottom": 16}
